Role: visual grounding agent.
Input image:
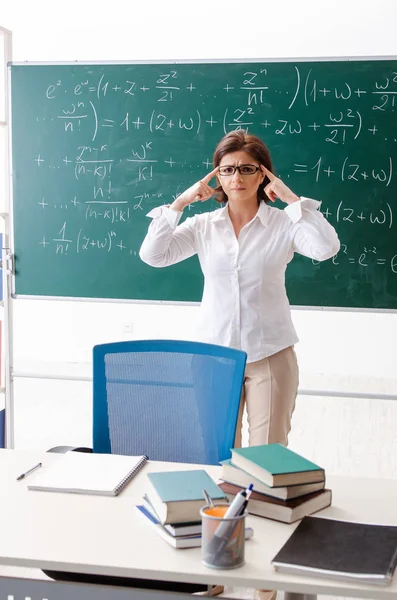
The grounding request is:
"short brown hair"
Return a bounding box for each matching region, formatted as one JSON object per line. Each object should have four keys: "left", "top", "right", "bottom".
{"left": 212, "top": 131, "right": 274, "bottom": 204}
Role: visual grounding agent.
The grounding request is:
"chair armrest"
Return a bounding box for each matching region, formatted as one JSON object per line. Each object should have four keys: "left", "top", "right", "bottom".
{"left": 46, "top": 445, "right": 93, "bottom": 454}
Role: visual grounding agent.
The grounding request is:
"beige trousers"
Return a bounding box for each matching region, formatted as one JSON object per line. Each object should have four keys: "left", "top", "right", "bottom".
{"left": 234, "top": 346, "right": 299, "bottom": 448}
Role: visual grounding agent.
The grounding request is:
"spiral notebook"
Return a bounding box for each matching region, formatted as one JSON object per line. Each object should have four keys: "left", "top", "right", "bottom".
{"left": 27, "top": 451, "right": 148, "bottom": 496}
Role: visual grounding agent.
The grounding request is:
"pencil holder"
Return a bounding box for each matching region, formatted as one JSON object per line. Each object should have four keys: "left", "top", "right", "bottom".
{"left": 200, "top": 505, "right": 247, "bottom": 569}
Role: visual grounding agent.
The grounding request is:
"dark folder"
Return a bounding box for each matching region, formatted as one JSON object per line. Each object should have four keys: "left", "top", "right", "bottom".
{"left": 271, "top": 516, "right": 397, "bottom": 585}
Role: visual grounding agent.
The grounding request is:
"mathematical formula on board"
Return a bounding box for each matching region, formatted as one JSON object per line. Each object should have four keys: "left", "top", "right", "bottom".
{"left": 13, "top": 62, "right": 397, "bottom": 285}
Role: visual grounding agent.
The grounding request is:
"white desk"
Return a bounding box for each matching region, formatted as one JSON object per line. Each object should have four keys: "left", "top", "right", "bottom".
{"left": 1, "top": 449, "right": 397, "bottom": 599}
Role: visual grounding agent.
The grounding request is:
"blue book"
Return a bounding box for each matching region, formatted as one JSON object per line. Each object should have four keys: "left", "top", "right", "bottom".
{"left": 146, "top": 469, "right": 228, "bottom": 524}
{"left": 136, "top": 505, "right": 202, "bottom": 548}
{"left": 136, "top": 504, "right": 254, "bottom": 548}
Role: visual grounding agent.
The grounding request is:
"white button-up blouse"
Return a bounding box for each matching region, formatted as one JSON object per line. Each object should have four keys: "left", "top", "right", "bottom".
{"left": 139, "top": 198, "right": 340, "bottom": 363}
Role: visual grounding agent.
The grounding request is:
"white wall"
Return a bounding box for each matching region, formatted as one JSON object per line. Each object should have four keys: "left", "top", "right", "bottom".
{"left": 1, "top": 0, "right": 397, "bottom": 477}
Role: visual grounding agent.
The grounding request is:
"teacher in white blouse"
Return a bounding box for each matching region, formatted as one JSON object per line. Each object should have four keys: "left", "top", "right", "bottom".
{"left": 140, "top": 131, "right": 340, "bottom": 449}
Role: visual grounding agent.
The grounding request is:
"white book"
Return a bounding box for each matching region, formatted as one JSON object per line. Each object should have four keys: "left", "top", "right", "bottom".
{"left": 220, "top": 459, "right": 325, "bottom": 500}
{"left": 27, "top": 451, "right": 148, "bottom": 496}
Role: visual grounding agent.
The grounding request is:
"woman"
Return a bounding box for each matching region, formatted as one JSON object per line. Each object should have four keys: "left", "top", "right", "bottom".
{"left": 140, "top": 131, "right": 340, "bottom": 449}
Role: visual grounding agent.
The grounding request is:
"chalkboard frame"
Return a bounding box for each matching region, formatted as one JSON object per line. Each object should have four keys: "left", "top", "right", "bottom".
{"left": 8, "top": 56, "right": 397, "bottom": 312}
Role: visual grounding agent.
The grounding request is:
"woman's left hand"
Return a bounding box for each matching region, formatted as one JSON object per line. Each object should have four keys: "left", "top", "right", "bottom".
{"left": 261, "top": 166, "right": 300, "bottom": 205}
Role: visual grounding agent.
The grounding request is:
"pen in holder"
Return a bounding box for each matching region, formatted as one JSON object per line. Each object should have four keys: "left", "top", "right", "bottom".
{"left": 200, "top": 504, "right": 248, "bottom": 569}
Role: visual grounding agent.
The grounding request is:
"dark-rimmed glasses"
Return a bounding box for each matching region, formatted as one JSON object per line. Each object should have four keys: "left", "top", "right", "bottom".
{"left": 218, "top": 164, "right": 261, "bottom": 176}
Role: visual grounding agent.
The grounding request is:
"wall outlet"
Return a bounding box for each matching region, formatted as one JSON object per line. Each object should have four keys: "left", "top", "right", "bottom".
{"left": 122, "top": 322, "right": 133, "bottom": 333}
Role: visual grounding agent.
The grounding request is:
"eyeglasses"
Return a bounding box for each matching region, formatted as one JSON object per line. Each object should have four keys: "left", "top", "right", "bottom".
{"left": 218, "top": 164, "right": 261, "bottom": 177}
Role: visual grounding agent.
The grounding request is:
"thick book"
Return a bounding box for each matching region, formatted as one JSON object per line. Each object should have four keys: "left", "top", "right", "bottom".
{"left": 146, "top": 469, "right": 228, "bottom": 525}
{"left": 136, "top": 504, "right": 254, "bottom": 548}
{"left": 142, "top": 494, "right": 202, "bottom": 536}
{"left": 220, "top": 459, "right": 325, "bottom": 500}
{"left": 219, "top": 481, "right": 332, "bottom": 524}
{"left": 27, "top": 451, "right": 148, "bottom": 496}
{"left": 231, "top": 444, "right": 325, "bottom": 487}
{"left": 271, "top": 516, "right": 397, "bottom": 586}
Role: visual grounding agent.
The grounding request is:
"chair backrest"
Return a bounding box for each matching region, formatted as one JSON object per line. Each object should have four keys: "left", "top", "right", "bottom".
{"left": 93, "top": 340, "right": 247, "bottom": 465}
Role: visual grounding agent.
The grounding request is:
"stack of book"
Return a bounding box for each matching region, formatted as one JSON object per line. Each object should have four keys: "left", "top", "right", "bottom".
{"left": 218, "top": 444, "right": 332, "bottom": 524}
{"left": 136, "top": 468, "right": 254, "bottom": 548}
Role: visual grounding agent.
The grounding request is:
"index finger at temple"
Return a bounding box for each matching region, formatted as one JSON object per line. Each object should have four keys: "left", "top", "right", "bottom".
{"left": 202, "top": 166, "right": 218, "bottom": 184}
{"left": 261, "top": 165, "right": 276, "bottom": 180}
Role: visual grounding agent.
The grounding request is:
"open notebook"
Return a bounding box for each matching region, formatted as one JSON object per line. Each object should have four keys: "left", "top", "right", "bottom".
{"left": 27, "top": 451, "right": 148, "bottom": 496}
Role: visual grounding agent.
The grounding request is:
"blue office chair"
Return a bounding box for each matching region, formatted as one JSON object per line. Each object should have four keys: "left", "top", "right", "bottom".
{"left": 45, "top": 340, "right": 246, "bottom": 595}
{"left": 93, "top": 339, "right": 247, "bottom": 465}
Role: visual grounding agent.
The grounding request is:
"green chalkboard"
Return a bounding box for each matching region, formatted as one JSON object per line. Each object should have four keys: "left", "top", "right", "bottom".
{"left": 10, "top": 59, "right": 397, "bottom": 308}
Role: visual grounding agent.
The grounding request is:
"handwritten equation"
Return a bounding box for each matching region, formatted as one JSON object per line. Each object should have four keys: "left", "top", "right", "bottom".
{"left": 37, "top": 63, "right": 397, "bottom": 145}
{"left": 313, "top": 244, "right": 397, "bottom": 274}
{"left": 39, "top": 222, "right": 136, "bottom": 256}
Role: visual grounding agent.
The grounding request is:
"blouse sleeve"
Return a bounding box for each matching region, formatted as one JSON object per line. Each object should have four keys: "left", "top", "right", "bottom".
{"left": 285, "top": 197, "right": 340, "bottom": 261}
{"left": 139, "top": 205, "right": 197, "bottom": 267}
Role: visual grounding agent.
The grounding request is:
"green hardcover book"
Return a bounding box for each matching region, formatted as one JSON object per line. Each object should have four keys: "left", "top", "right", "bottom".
{"left": 230, "top": 444, "right": 325, "bottom": 488}
{"left": 146, "top": 469, "right": 228, "bottom": 524}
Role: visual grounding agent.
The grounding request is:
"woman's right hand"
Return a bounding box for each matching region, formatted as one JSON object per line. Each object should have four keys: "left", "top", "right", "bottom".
{"left": 169, "top": 167, "right": 218, "bottom": 211}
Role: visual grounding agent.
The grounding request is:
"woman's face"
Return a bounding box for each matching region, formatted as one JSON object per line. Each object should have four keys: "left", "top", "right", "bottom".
{"left": 218, "top": 150, "right": 265, "bottom": 205}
